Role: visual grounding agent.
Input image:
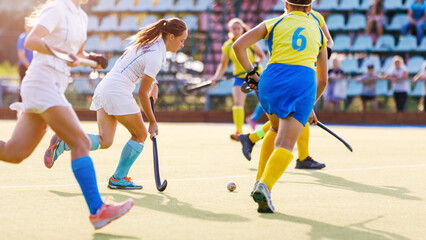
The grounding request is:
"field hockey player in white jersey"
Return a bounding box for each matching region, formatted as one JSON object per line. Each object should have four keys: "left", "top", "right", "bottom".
{"left": 44, "top": 17, "right": 188, "bottom": 190}
{"left": 0, "top": 0, "right": 133, "bottom": 230}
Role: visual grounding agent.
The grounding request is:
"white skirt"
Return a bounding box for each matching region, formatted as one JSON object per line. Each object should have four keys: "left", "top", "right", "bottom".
{"left": 90, "top": 74, "right": 140, "bottom": 115}
{"left": 18, "top": 63, "right": 71, "bottom": 114}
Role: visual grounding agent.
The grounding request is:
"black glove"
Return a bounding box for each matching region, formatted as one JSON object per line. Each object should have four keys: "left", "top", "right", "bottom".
{"left": 245, "top": 67, "right": 260, "bottom": 89}
{"left": 88, "top": 52, "right": 108, "bottom": 69}
{"left": 327, "top": 47, "right": 332, "bottom": 60}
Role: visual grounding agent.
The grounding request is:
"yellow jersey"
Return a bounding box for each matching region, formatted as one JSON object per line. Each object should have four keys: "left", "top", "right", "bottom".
{"left": 264, "top": 11, "right": 327, "bottom": 71}
{"left": 308, "top": 10, "right": 325, "bottom": 28}
{"left": 222, "top": 39, "right": 260, "bottom": 76}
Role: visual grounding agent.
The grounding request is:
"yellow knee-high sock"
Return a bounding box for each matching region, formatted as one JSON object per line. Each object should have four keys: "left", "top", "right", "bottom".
{"left": 260, "top": 147, "right": 293, "bottom": 191}
{"left": 256, "top": 130, "right": 277, "bottom": 180}
{"left": 296, "top": 124, "right": 310, "bottom": 160}
{"left": 249, "top": 121, "right": 271, "bottom": 143}
{"left": 232, "top": 106, "right": 244, "bottom": 133}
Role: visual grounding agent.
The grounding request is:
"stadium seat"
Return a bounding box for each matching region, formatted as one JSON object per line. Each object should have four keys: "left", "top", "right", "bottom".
{"left": 373, "top": 34, "right": 395, "bottom": 52}
{"left": 175, "top": 0, "right": 194, "bottom": 12}
{"left": 91, "top": 0, "right": 115, "bottom": 12}
{"left": 339, "top": 0, "right": 360, "bottom": 11}
{"left": 352, "top": 35, "right": 373, "bottom": 52}
{"left": 340, "top": 58, "right": 359, "bottom": 74}
{"left": 346, "top": 79, "right": 363, "bottom": 97}
{"left": 116, "top": 0, "right": 134, "bottom": 12}
{"left": 98, "top": 15, "right": 119, "bottom": 32}
{"left": 419, "top": 37, "right": 426, "bottom": 52}
{"left": 194, "top": 0, "right": 212, "bottom": 12}
{"left": 387, "top": 14, "right": 408, "bottom": 31}
{"left": 315, "top": 0, "right": 338, "bottom": 11}
{"left": 345, "top": 13, "right": 367, "bottom": 31}
{"left": 327, "top": 14, "right": 345, "bottom": 31}
{"left": 122, "top": 38, "right": 132, "bottom": 50}
{"left": 384, "top": 0, "right": 403, "bottom": 10}
{"left": 84, "top": 35, "right": 102, "bottom": 52}
{"left": 406, "top": 56, "right": 425, "bottom": 74}
{"left": 100, "top": 55, "right": 120, "bottom": 73}
{"left": 140, "top": 15, "right": 159, "bottom": 28}
{"left": 410, "top": 81, "right": 425, "bottom": 97}
{"left": 72, "top": 79, "right": 90, "bottom": 94}
{"left": 333, "top": 34, "right": 351, "bottom": 51}
{"left": 359, "top": 56, "right": 381, "bottom": 73}
{"left": 135, "top": 0, "right": 153, "bottom": 11}
{"left": 118, "top": 16, "right": 139, "bottom": 32}
{"left": 102, "top": 36, "right": 123, "bottom": 52}
{"left": 381, "top": 57, "right": 394, "bottom": 73}
{"left": 182, "top": 15, "right": 199, "bottom": 31}
{"left": 395, "top": 35, "right": 417, "bottom": 52}
{"left": 152, "top": 0, "right": 174, "bottom": 12}
{"left": 71, "top": 66, "right": 93, "bottom": 74}
{"left": 404, "top": 0, "right": 416, "bottom": 9}
{"left": 375, "top": 80, "right": 391, "bottom": 96}
{"left": 359, "top": 0, "right": 373, "bottom": 11}
{"left": 87, "top": 15, "right": 99, "bottom": 32}
{"left": 272, "top": 0, "right": 284, "bottom": 11}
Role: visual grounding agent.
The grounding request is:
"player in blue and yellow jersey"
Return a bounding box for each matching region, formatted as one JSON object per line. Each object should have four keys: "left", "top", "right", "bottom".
{"left": 208, "top": 18, "right": 266, "bottom": 140}
{"left": 238, "top": 8, "right": 334, "bottom": 171}
{"left": 233, "top": 0, "right": 328, "bottom": 213}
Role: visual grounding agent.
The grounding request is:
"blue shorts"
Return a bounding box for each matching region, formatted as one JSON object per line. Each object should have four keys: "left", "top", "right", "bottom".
{"left": 258, "top": 63, "right": 316, "bottom": 125}
{"left": 233, "top": 77, "right": 245, "bottom": 87}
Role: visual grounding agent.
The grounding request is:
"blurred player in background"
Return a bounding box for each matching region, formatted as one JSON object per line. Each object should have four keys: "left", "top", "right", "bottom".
{"left": 0, "top": 0, "right": 133, "bottom": 230}
{"left": 233, "top": 0, "right": 328, "bottom": 213}
{"left": 44, "top": 18, "right": 188, "bottom": 190}
{"left": 208, "top": 18, "right": 266, "bottom": 141}
{"left": 17, "top": 20, "right": 34, "bottom": 91}
{"left": 237, "top": 8, "right": 333, "bottom": 171}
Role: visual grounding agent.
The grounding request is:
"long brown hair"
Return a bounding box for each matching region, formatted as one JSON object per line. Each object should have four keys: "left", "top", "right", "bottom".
{"left": 227, "top": 18, "right": 249, "bottom": 41}
{"left": 129, "top": 17, "right": 187, "bottom": 50}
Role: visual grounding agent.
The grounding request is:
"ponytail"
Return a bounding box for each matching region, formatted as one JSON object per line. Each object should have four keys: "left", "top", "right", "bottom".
{"left": 129, "top": 17, "right": 187, "bottom": 50}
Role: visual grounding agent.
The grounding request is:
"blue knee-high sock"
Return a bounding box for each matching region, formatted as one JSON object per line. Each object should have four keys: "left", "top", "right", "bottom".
{"left": 71, "top": 156, "right": 103, "bottom": 215}
{"left": 65, "top": 134, "right": 100, "bottom": 151}
{"left": 113, "top": 139, "right": 144, "bottom": 179}
{"left": 251, "top": 103, "right": 265, "bottom": 121}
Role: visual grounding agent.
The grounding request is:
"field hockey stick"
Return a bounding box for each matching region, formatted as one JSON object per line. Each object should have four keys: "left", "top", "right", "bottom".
{"left": 182, "top": 70, "right": 247, "bottom": 94}
{"left": 44, "top": 42, "right": 98, "bottom": 68}
{"left": 317, "top": 121, "right": 353, "bottom": 152}
{"left": 150, "top": 97, "right": 168, "bottom": 192}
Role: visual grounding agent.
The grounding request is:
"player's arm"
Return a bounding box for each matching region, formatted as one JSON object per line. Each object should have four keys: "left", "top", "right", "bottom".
{"left": 139, "top": 74, "right": 158, "bottom": 137}
{"left": 24, "top": 25, "right": 55, "bottom": 55}
{"left": 233, "top": 22, "right": 267, "bottom": 73}
{"left": 209, "top": 53, "right": 229, "bottom": 86}
{"left": 252, "top": 43, "right": 267, "bottom": 64}
{"left": 315, "top": 48, "right": 328, "bottom": 102}
{"left": 321, "top": 22, "right": 334, "bottom": 49}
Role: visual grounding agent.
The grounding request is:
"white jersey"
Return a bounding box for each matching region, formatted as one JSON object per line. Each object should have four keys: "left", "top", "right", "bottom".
{"left": 31, "top": 0, "right": 88, "bottom": 75}
{"left": 108, "top": 38, "right": 167, "bottom": 83}
{"left": 387, "top": 65, "right": 409, "bottom": 93}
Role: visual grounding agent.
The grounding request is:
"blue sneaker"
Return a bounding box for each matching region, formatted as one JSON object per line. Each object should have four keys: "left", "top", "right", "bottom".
{"left": 108, "top": 176, "right": 142, "bottom": 190}
{"left": 295, "top": 156, "right": 326, "bottom": 169}
{"left": 239, "top": 134, "right": 255, "bottom": 161}
{"left": 44, "top": 135, "right": 65, "bottom": 168}
{"left": 250, "top": 179, "right": 260, "bottom": 197}
{"left": 252, "top": 182, "right": 275, "bottom": 213}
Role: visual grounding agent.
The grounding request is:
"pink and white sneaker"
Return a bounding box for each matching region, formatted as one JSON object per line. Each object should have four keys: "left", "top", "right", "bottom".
{"left": 89, "top": 199, "right": 134, "bottom": 230}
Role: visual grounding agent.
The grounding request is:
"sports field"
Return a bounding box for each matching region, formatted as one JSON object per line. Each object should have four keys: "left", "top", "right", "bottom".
{"left": 0, "top": 120, "right": 425, "bottom": 240}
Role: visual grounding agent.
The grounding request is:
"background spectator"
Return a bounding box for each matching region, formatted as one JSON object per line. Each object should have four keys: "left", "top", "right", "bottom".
{"left": 366, "top": 0, "right": 386, "bottom": 37}
{"left": 356, "top": 64, "right": 381, "bottom": 112}
{"left": 401, "top": 0, "right": 426, "bottom": 44}
{"left": 325, "top": 57, "right": 345, "bottom": 111}
{"left": 413, "top": 61, "right": 426, "bottom": 112}
{"left": 16, "top": 20, "right": 33, "bottom": 101}
{"left": 383, "top": 56, "right": 409, "bottom": 112}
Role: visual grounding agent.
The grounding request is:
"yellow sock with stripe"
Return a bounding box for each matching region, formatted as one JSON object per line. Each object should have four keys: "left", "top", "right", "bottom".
{"left": 260, "top": 147, "right": 294, "bottom": 191}
{"left": 297, "top": 124, "right": 310, "bottom": 160}
{"left": 256, "top": 130, "right": 277, "bottom": 180}
{"left": 232, "top": 106, "right": 244, "bottom": 133}
{"left": 249, "top": 121, "right": 271, "bottom": 143}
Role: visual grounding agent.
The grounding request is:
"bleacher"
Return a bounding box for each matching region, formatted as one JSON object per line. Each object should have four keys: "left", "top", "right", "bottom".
{"left": 68, "top": 0, "right": 425, "bottom": 111}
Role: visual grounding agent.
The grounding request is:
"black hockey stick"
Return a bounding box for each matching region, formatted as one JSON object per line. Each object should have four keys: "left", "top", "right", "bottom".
{"left": 150, "top": 98, "right": 167, "bottom": 192}
{"left": 317, "top": 121, "right": 353, "bottom": 152}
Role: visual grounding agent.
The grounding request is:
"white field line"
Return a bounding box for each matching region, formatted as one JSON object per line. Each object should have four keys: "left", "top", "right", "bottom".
{"left": 1, "top": 163, "right": 426, "bottom": 189}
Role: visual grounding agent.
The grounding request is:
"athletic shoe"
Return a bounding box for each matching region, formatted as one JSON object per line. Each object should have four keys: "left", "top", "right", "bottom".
{"left": 239, "top": 134, "right": 255, "bottom": 161}
{"left": 295, "top": 156, "right": 326, "bottom": 169}
{"left": 250, "top": 179, "right": 260, "bottom": 197}
{"left": 108, "top": 176, "right": 142, "bottom": 190}
{"left": 252, "top": 182, "right": 275, "bottom": 213}
{"left": 44, "top": 135, "right": 64, "bottom": 168}
{"left": 246, "top": 116, "right": 257, "bottom": 130}
{"left": 90, "top": 199, "right": 134, "bottom": 230}
{"left": 230, "top": 132, "right": 240, "bottom": 141}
